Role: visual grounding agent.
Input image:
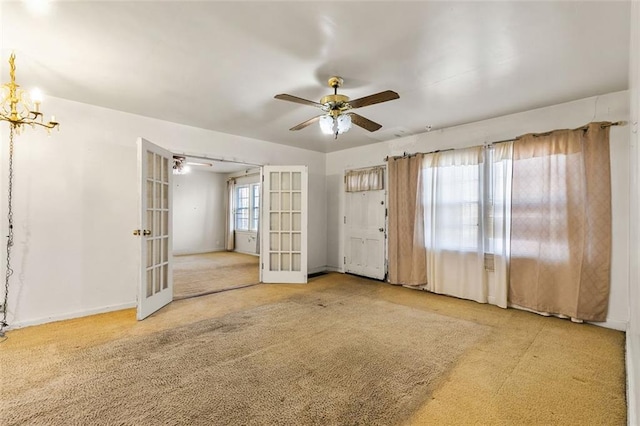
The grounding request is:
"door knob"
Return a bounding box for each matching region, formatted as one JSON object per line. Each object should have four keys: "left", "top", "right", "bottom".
{"left": 379, "top": 228, "right": 384, "bottom": 232}
{"left": 143, "top": 230, "right": 152, "bottom": 236}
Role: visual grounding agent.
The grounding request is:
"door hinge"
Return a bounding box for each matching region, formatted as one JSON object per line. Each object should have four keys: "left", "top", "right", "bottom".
{"left": 344, "top": 257, "right": 346, "bottom": 265}
{"left": 385, "top": 208, "right": 388, "bottom": 217}
{"left": 344, "top": 216, "right": 346, "bottom": 224}
{"left": 261, "top": 263, "right": 264, "bottom": 269}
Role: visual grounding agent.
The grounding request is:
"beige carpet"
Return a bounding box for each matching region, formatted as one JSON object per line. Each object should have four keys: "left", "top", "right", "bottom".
{"left": 173, "top": 251, "right": 259, "bottom": 300}
{"left": 0, "top": 273, "right": 627, "bottom": 425}
{"left": 0, "top": 287, "right": 487, "bottom": 425}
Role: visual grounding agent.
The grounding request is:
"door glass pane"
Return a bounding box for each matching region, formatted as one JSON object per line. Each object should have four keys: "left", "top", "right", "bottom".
{"left": 292, "top": 233, "right": 301, "bottom": 251}
{"left": 270, "top": 213, "right": 279, "bottom": 231}
{"left": 292, "top": 212, "right": 301, "bottom": 231}
{"left": 162, "top": 157, "right": 169, "bottom": 183}
{"left": 147, "top": 152, "right": 154, "bottom": 180}
{"left": 162, "top": 183, "right": 168, "bottom": 209}
{"left": 281, "top": 172, "right": 290, "bottom": 190}
{"left": 155, "top": 182, "right": 161, "bottom": 210}
{"left": 281, "top": 213, "right": 290, "bottom": 231}
{"left": 154, "top": 211, "right": 160, "bottom": 237}
{"left": 162, "top": 237, "right": 168, "bottom": 262}
{"left": 147, "top": 210, "right": 153, "bottom": 234}
{"left": 154, "top": 267, "right": 160, "bottom": 293}
{"left": 281, "top": 253, "right": 291, "bottom": 271}
{"left": 292, "top": 253, "right": 301, "bottom": 271}
{"left": 270, "top": 253, "right": 280, "bottom": 271}
{"left": 162, "top": 211, "right": 169, "bottom": 235}
{"left": 270, "top": 233, "right": 279, "bottom": 250}
{"left": 146, "top": 180, "right": 153, "bottom": 209}
{"left": 270, "top": 192, "right": 279, "bottom": 210}
{"left": 270, "top": 172, "right": 280, "bottom": 190}
{"left": 281, "top": 233, "right": 291, "bottom": 251}
{"left": 146, "top": 269, "right": 153, "bottom": 297}
{"left": 292, "top": 192, "right": 301, "bottom": 211}
{"left": 154, "top": 239, "right": 160, "bottom": 265}
{"left": 281, "top": 192, "right": 291, "bottom": 210}
{"left": 162, "top": 264, "right": 168, "bottom": 290}
{"left": 146, "top": 240, "right": 153, "bottom": 268}
{"left": 292, "top": 172, "right": 301, "bottom": 190}
{"left": 154, "top": 154, "right": 161, "bottom": 180}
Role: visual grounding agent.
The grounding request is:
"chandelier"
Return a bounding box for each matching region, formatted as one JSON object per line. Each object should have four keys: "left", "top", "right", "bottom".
{"left": 1, "top": 53, "right": 59, "bottom": 132}
{"left": 0, "top": 52, "right": 60, "bottom": 338}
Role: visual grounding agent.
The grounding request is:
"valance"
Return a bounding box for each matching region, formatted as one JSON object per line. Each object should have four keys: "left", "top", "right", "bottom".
{"left": 345, "top": 166, "right": 385, "bottom": 192}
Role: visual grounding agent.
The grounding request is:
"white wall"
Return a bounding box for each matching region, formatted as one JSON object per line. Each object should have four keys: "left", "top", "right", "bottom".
{"left": 0, "top": 96, "right": 326, "bottom": 328}
{"left": 627, "top": 1, "right": 640, "bottom": 423}
{"left": 326, "top": 91, "right": 630, "bottom": 331}
{"left": 173, "top": 170, "right": 226, "bottom": 255}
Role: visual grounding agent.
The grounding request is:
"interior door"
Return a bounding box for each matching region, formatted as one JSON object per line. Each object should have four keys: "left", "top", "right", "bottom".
{"left": 261, "top": 165, "right": 308, "bottom": 283}
{"left": 136, "top": 137, "right": 173, "bottom": 320}
{"left": 345, "top": 189, "right": 387, "bottom": 280}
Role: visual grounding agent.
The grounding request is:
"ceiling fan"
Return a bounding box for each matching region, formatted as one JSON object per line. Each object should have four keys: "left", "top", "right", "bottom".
{"left": 173, "top": 156, "right": 212, "bottom": 175}
{"left": 274, "top": 76, "right": 399, "bottom": 139}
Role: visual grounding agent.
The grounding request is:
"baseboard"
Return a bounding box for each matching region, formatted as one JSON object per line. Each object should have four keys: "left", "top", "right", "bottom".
{"left": 234, "top": 250, "right": 259, "bottom": 257}
{"left": 586, "top": 318, "right": 627, "bottom": 331}
{"left": 308, "top": 265, "right": 332, "bottom": 275}
{"left": 324, "top": 266, "right": 344, "bottom": 273}
{"left": 173, "top": 248, "right": 225, "bottom": 256}
{"left": 628, "top": 332, "right": 639, "bottom": 426}
{"left": 8, "top": 302, "right": 137, "bottom": 330}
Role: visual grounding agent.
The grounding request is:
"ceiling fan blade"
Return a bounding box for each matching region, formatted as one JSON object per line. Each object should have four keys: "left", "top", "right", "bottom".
{"left": 348, "top": 90, "right": 399, "bottom": 109}
{"left": 290, "top": 115, "right": 323, "bottom": 131}
{"left": 275, "top": 94, "right": 324, "bottom": 109}
{"left": 348, "top": 113, "right": 383, "bottom": 132}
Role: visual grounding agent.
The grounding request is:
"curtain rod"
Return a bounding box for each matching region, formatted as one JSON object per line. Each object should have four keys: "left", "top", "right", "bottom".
{"left": 383, "top": 121, "right": 624, "bottom": 162}
{"left": 172, "top": 152, "right": 263, "bottom": 168}
{"left": 345, "top": 164, "right": 386, "bottom": 172}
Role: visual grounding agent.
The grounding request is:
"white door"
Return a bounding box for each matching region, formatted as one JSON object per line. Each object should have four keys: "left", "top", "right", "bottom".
{"left": 136, "top": 137, "right": 173, "bottom": 320}
{"left": 345, "top": 190, "right": 386, "bottom": 280}
{"left": 261, "top": 165, "right": 308, "bottom": 283}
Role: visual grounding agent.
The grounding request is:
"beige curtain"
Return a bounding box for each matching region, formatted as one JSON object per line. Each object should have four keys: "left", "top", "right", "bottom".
{"left": 345, "top": 166, "right": 384, "bottom": 192}
{"left": 225, "top": 179, "right": 235, "bottom": 251}
{"left": 509, "top": 123, "right": 611, "bottom": 321}
{"left": 387, "top": 154, "right": 427, "bottom": 285}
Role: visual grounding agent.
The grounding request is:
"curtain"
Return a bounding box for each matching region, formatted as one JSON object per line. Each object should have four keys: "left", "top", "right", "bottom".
{"left": 508, "top": 123, "right": 611, "bottom": 321}
{"left": 387, "top": 155, "right": 427, "bottom": 285}
{"left": 422, "top": 147, "right": 487, "bottom": 303}
{"left": 490, "top": 142, "right": 513, "bottom": 309}
{"left": 225, "top": 179, "right": 235, "bottom": 251}
{"left": 345, "top": 166, "right": 384, "bottom": 192}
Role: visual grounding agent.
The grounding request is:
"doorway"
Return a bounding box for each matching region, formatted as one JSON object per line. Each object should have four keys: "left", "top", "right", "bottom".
{"left": 171, "top": 156, "right": 261, "bottom": 300}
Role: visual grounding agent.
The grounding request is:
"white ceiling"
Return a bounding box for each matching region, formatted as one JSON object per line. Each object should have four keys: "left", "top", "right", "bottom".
{"left": 1, "top": 1, "right": 630, "bottom": 153}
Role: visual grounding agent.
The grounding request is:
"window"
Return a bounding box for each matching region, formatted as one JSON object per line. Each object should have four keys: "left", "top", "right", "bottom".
{"left": 252, "top": 184, "right": 260, "bottom": 231}
{"left": 235, "top": 183, "right": 260, "bottom": 231}
{"left": 423, "top": 150, "right": 483, "bottom": 252}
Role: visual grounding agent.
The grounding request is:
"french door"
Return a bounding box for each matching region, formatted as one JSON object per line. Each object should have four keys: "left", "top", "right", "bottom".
{"left": 345, "top": 189, "right": 387, "bottom": 280}
{"left": 261, "top": 166, "right": 308, "bottom": 283}
{"left": 136, "top": 137, "right": 173, "bottom": 320}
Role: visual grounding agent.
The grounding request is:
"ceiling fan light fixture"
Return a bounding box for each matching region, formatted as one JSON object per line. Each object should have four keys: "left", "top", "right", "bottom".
{"left": 319, "top": 115, "right": 334, "bottom": 135}
{"left": 337, "top": 114, "right": 352, "bottom": 134}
